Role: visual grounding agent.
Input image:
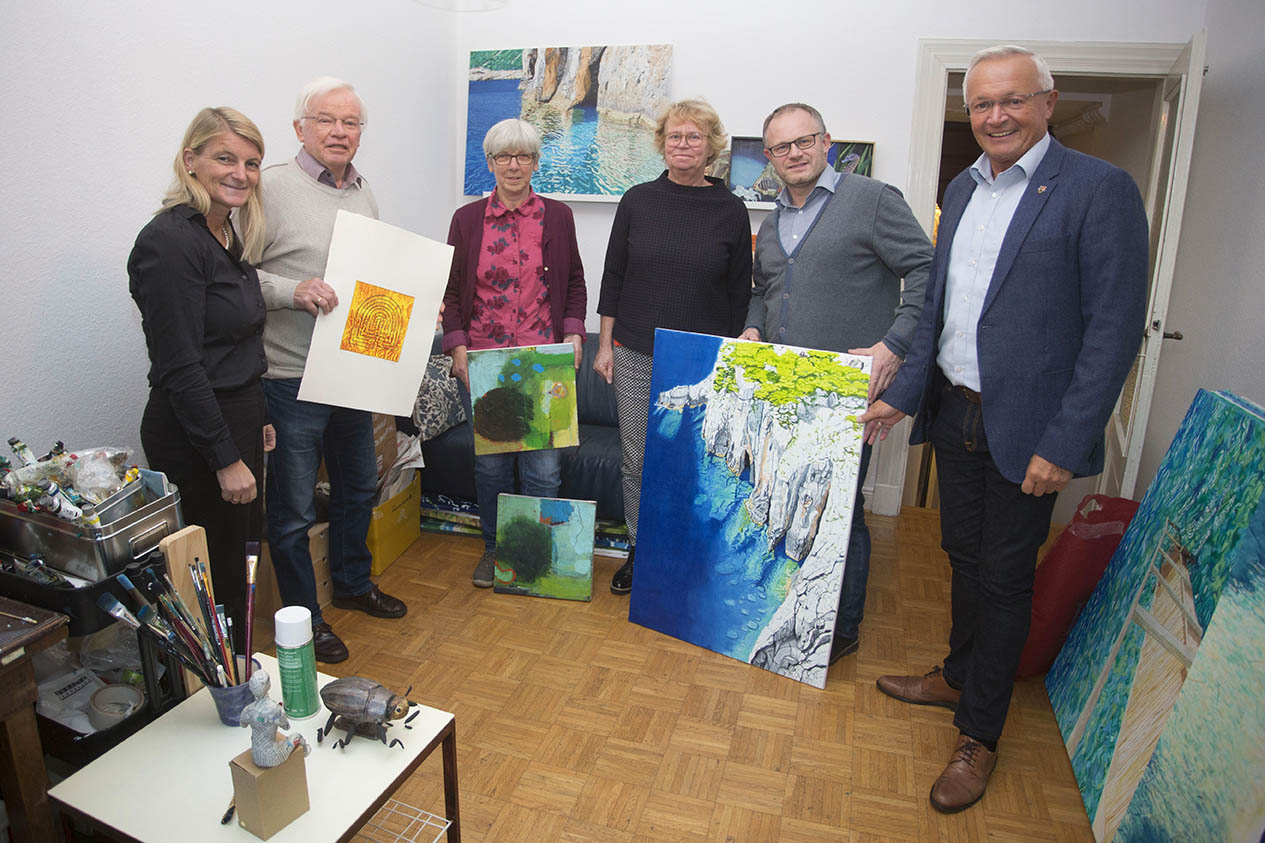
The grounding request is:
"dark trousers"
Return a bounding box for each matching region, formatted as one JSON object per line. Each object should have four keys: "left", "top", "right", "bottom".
{"left": 141, "top": 383, "right": 266, "bottom": 652}
{"left": 930, "top": 382, "right": 1057, "bottom": 744}
{"left": 263, "top": 378, "right": 376, "bottom": 628}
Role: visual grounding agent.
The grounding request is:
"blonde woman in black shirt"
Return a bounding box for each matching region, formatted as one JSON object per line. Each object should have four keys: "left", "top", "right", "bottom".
{"left": 128, "top": 107, "right": 271, "bottom": 650}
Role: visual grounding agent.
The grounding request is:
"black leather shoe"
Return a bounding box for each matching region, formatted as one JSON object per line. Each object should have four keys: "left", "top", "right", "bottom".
{"left": 829, "top": 635, "right": 859, "bottom": 664}
{"left": 611, "top": 547, "right": 635, "bottom": 595}
{"left": 331, "top": 585, "right": 408, "bottom": 619}
{"left": 312, "top": 622, "right": 349, "bottom": 664}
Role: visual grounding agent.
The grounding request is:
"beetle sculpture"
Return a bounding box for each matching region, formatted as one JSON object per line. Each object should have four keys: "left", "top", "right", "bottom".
{"left": 316, "top": 676, "right": 420, "bottom": 750}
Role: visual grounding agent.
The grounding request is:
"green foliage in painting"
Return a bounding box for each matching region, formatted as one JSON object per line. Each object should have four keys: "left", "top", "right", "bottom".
{"left": 715, "top": 342, "right": 869, "bottom": 407}
{"left": 470, "top": 49, "right": 522, "bottom": 71}
{"left": 498, "top": 516, "right": 551, "bottom": 583}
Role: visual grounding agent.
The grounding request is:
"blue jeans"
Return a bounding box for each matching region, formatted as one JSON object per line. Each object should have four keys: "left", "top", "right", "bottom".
{"left": 263, "top": 378, "right": 375, "bottom": 625}
{"left": 931, "top": 382, "right": 1058, "bottom": 743}
{"left": 474, "top": 450, "right": 563, "bottom": 549}
{"left": 461, "top": 385, "right": 563, "bottom": 548}
{"left": 833, "top": 443, "right": 873, "bottom": 640}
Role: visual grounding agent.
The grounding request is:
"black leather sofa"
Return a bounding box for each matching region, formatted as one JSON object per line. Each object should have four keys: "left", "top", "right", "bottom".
{"left": 419, "top": 333, "right": 626, "bottom": 522}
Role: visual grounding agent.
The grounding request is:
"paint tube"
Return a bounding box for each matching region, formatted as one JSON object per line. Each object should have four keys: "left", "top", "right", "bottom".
{"left": 7, "top": 437, "right": 37, "bottom": 466}
{"left": 36, "top": 477, "right": 83, "bottom": 521}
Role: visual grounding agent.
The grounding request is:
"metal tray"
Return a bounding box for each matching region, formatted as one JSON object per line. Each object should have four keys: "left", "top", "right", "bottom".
{"left": 0, "top": 470, "right": 183, "bottom": 582}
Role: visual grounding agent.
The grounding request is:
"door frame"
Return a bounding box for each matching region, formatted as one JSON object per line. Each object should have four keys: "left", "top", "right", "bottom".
{"left": 870, "top": 37, "right": 1188, "bottom": 517}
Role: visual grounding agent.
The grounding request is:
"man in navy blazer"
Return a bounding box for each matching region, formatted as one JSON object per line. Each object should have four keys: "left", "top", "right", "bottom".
{"left": 861, "top": 46, "right": 1149, "bottom": 813}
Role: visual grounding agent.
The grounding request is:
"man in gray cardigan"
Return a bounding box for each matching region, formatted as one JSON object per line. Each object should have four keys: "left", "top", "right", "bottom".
{"left": 741, "top": 102, "right": 932, "bottom": 664}
{"left": 258, "top": 77, "right": 407, "bottom": 664}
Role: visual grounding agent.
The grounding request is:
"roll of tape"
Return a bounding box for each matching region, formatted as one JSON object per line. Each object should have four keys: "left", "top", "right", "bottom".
{"left": 89, "top": 684, "right": 146, "bottom": 731}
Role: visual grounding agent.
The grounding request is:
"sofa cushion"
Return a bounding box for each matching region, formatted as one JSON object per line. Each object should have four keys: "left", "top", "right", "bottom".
{"left": 414, "top": 354, "right": 467, "bottom": 441}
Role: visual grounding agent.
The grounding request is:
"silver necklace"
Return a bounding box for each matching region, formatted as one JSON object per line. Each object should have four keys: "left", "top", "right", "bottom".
{"left": 220, "top": 222, "right": 231, "bottom": 248}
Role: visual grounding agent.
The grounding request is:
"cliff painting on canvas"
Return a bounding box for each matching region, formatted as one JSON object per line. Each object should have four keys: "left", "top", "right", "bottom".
{"left": 467, "top": 343, "right": 579, "bottom": 455}
{"left": 629, "top": 329, "right": 871, "bottom": 689}
{"left": 464, "top": 46, "right": 672, "bottom": 197}
{"left": 1045, "top": 389, "right": 1265, "bottom": 842}
{"left": 493, "top": 494, "right": 595, "bottom": 602}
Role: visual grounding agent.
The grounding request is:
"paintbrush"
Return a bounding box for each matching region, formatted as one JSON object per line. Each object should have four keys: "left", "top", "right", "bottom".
{"left": 96, "top": 593, "right": 141, "bottom": 630}
{"left": 199, "top": 560, "right": 236, "bottom": 683}
{"left": 0, "top": 608, "right": 37, "bottom": 624}
{"left": 115, "top": 573, "right": 154, "bottom": 614}
{"left": 243, "top": 541, "right": 259, "bottom": 679}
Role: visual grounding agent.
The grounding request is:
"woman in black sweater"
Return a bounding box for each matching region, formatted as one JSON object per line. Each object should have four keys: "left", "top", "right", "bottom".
{"left": 595, "top": 98, "right": 752, "bottom": 595}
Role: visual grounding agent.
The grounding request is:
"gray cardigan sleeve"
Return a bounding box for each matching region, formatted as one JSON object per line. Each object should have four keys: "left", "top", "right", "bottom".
{"left": 872, "top": 184, "right": 933, "bottom": 358}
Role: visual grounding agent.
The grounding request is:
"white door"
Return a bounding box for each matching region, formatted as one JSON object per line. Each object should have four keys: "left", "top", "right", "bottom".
{"left": 1099, "top": 31, "right": 1207, "bottom": 500}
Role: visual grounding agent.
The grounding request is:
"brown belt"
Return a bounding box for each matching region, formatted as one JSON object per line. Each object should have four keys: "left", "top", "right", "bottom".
{"left": 953, "top": 384, "right": 982, "bottom": 404}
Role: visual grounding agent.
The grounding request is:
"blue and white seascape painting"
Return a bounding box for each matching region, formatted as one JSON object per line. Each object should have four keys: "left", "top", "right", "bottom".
{"left": 464, "top": 46, "right": 671, "bottom": 197}
{"left": 1045, "top": 389, "right": 1265, "bottom": 842}
{"left": 629, "top": 329, "right": 870, "bottom": 689}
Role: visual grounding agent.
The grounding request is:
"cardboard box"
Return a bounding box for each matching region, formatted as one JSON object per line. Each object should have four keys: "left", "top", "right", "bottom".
{"left": 367, "top": 472, "right": 421, "bottom": 576}
{"left": 229, "top": 748, "right": 309, "bottom": 840}
{"left": 254, "top": 523, "right": 331, "bottom": 652}
{"left": 317, "top": 413, "right": 397, "bottom": 485}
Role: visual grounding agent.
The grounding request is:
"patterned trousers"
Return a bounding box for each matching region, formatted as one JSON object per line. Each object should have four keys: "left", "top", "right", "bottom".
{"left": 613, "top": 345, "right": 655, "bottom": 545}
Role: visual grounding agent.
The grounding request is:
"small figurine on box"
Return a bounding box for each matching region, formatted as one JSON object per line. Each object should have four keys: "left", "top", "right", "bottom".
{"left": 239, "top": 669, "right": 310, "bottom": 767}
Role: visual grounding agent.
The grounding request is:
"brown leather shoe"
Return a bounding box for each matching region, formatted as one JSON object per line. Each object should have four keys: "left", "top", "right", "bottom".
{"left": 331, "top": 585, "right": 407, "bottom": 619}
{"left": 312, "top": 622, "right": 349, "bottom": 664}
{"left": 930, "top": 734, "right": 997, "bottom": 813}
{"left": 876, "top": 666, "right": 961, "bottom": 710}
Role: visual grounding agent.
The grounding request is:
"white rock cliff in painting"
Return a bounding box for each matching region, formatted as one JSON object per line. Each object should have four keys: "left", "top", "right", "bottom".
{"left": 656, "top": 340, "right": 871, "bottom": 688}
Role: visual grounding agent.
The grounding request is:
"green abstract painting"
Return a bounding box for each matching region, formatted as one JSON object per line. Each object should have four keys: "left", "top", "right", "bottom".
{"left": 468, "top": 343, "right": 578, "bottom": 455}
{"left": 493, "top": 494, "right": 595, "bottom": 601}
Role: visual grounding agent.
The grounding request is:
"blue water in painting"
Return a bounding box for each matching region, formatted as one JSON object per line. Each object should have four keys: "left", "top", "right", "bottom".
{"left": 464, "top": 79, "right": 664, "bottom": 196}
{"left": 1045, "top": 389, "right": 1265, "bottom": 825}
{"left": 629, "top": 332, "right": 801, "bottom": 663}
{"left": 1114, "top": 492, "right": 1265, "bottom": 842}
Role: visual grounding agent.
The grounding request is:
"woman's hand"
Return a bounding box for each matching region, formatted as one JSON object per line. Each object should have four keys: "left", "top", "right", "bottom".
{"left": 564, "top": 333, "right": 584, "bottom": 370}
{"left": 295, "top": 278, "right": 338, "bottom": 316}
{"left": 262, "top": 424, "right": 276, "bottom": 453}
{"left": 593, "top": 343, "right": 614, "bottom": 385}
{"left": 449, "top": 345, "right": 470, "bottom": 390}
{"left": 216, "top": 460, "right": 257, "bottom": 505}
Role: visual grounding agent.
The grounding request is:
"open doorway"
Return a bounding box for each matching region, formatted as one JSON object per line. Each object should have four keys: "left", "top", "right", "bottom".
{"left": 905, "top": 72, "right": 1166, "bottom": 516}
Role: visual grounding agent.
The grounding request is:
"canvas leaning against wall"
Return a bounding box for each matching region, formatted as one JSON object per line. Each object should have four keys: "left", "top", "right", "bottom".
{"left": 493, "top": 494, "right": 595, "bottom": 601}
{"left": 629, "top": 329, "right": 871, "bottom": 689}
{"left": 464, "top": 46, "right": 672, "bottom": 198}
{"left": 467, "top": 343, "right": 579, "bottom": 456}
{"left": 726, "top": 138, "right": 874, "bottom": 203}
{"left": 1045, "top": 388, "right": 1265, "bottom": 843}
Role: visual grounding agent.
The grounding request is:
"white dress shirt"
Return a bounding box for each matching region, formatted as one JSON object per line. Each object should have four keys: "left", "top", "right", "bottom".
{"left": 938, "top": 133, "right": 1051, "bottom": 391}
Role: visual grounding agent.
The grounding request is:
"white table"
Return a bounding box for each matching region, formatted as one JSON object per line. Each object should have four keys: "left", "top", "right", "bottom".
{"left": 49, "top": 654, "right": 460, "bottom": 842}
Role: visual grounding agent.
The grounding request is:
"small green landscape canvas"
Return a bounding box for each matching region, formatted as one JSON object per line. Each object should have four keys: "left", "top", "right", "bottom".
{"left": 468, "top": 343, "right": 578, "bottom": 455}
{"left": 493, "top": 494, "right": 595, "bottom": 601}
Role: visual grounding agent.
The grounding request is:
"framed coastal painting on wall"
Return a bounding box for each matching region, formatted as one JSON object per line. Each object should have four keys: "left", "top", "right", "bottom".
{"left": 464, "top": 45, "right": 672, "bottom": 200}
{"left": 726, "top": 137, "right": 875, "bottom": 203}
{"left": 629, "top": 329, "right": 871, "bottom": 689}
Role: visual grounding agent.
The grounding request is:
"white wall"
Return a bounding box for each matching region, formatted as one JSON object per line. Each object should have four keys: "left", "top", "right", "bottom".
{"left": 1, "top": 0, "right": 453, "bottom": 462}
{"left": 1137, "top": 0, "right": 1265, "bottom": 487}
{"left": 0, "top": 0, "right": 1221, "bottom": 486}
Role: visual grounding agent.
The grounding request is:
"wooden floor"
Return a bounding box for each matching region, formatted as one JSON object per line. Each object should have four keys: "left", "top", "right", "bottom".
{"left": 320, "top": 508, "right": 1092, "bottom": 842}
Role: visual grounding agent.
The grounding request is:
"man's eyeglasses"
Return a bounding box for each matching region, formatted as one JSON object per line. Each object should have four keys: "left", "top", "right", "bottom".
{"left": 665, "top": 132, "right": 705, "bottom": 148}
{"left": 962, "top": 90, "right": 1051, "bottom": 116}
{"left": 302, "top": 115, "right": 365, "bottom": 132}
{"left": 765, "top": 132, "right": 823, "bottom": 158}
{"left": 489, "top": 152, "right": 537, "bottom": 166}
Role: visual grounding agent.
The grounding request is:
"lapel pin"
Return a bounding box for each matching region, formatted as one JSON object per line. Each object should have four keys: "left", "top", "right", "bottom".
{"left": 1037, "top": 185, "right": 1048, "bottom": 194}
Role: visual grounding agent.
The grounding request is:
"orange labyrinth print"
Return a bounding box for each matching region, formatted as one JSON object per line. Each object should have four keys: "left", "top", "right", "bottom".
{"left": 340, "top": 280, "right": 415, "bottom": 362}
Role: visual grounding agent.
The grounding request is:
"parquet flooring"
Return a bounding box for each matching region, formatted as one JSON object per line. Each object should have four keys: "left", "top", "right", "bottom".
{"left": 321, "top": 508, "right": 1091, "bottom": 842}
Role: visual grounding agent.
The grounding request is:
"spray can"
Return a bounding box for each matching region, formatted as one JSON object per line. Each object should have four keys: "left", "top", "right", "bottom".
{"left": 8, "top": 437, "right": 36, "bottom": 467}
{"left": 273, "top": 606, "right": 319, "bottom": 718}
